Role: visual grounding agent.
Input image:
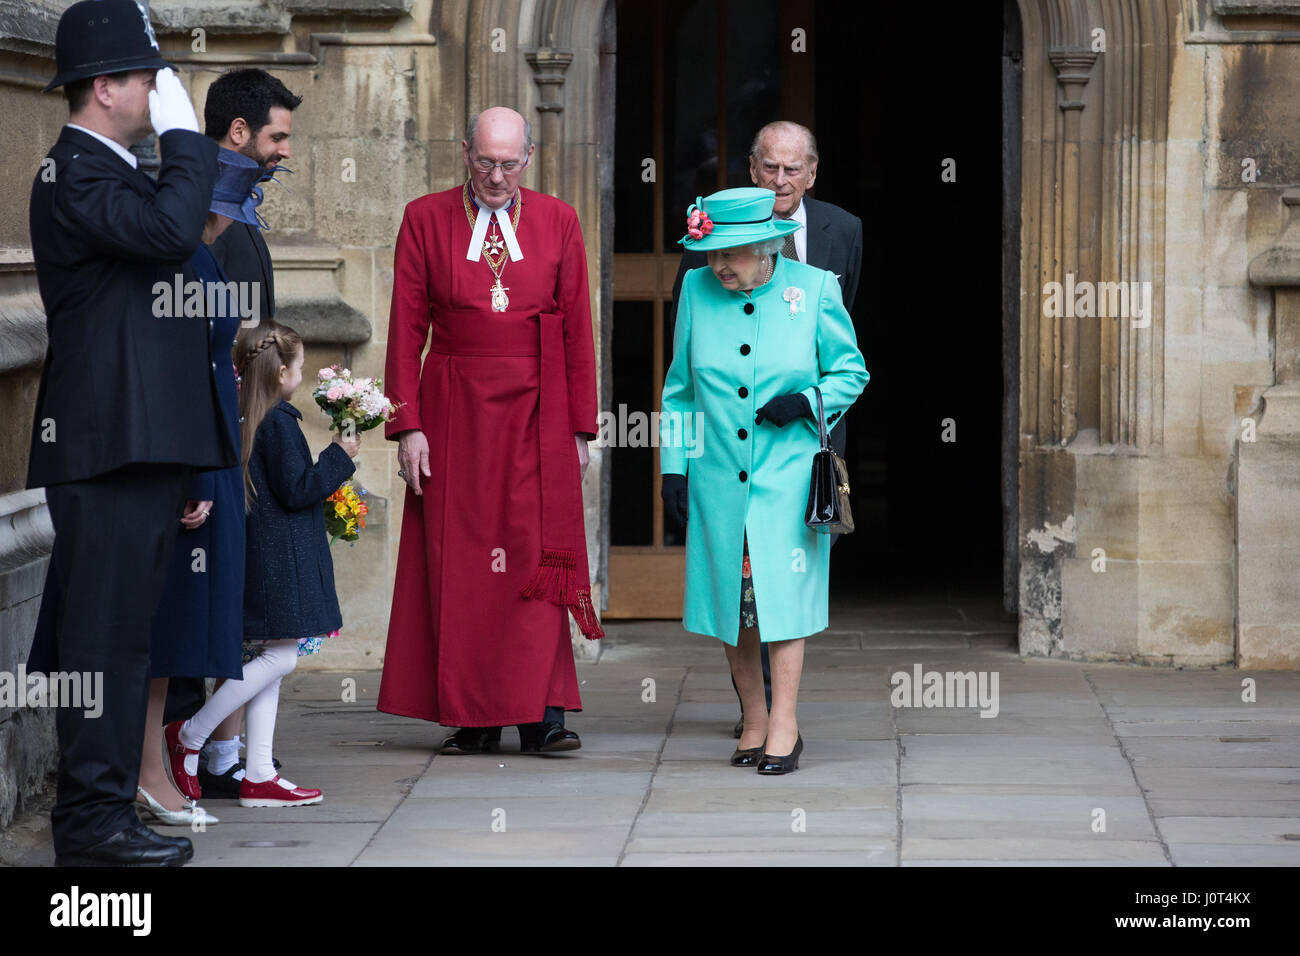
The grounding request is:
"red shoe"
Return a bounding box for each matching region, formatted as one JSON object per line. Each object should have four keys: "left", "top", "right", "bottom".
{"left": 164, "top": 720, "right": 202, "bottom": 802}
{"left": 239, "top": 775, "right": 323, "bottom": 808}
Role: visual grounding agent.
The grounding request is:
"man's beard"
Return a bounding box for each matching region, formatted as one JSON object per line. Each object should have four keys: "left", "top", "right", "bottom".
{"left": 240, "top": 142, "right": 278, "bottom": 172}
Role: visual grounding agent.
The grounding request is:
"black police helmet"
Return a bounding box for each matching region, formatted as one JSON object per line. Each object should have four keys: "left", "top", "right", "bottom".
{"left": 45, "top": 0, "right": 172, "bottom": 93}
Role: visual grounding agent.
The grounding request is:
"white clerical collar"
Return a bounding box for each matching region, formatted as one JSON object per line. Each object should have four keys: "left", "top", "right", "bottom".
{"left": 465, "top": 185, "right": 523, "bottom": 263}
{"left": 66, "top": 124, "right": 138, "bottom": 169}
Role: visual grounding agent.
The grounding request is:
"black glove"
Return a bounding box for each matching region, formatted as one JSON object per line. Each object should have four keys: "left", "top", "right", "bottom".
{"left": 661, "top": 473, "right": 688, "bottom": 528}
{"left": 754, "top": 393, "right": 813, "bottom": 427}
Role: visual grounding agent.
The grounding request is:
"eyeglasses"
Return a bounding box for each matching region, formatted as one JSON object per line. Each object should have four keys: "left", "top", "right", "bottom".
{"left": 472, "top": 157, "right": 525, "bottom": 173}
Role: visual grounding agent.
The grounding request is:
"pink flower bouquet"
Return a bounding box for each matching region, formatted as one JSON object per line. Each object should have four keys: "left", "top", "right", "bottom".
{"left": 312, "top": 365, "right": 401, "bottom": 435}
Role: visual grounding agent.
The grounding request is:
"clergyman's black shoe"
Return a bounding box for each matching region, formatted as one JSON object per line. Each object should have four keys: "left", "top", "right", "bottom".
{"left": 439, "top": 726, "right": 503, "bottom": 755}
{"left": 518, "top": 722, "right": 581, "bottom": 754}
{"left": 56, "top": 826, "right": 188, "bottom": 867}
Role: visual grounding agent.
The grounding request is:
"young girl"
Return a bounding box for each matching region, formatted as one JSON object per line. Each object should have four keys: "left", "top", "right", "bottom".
{"left": 165, "top": 320, "right": 359, "bottom": 807}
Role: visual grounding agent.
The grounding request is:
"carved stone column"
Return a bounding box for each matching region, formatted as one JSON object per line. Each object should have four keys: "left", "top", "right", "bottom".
{"left": 1048, "top": 48, "right": 1096, "bottom": 445}
{"left": 524, "top": 48, "right": 573, "bottom": 197}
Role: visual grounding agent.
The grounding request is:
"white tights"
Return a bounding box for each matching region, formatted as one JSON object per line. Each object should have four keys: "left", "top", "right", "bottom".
{"left": 180, "top": 639, "right": 298, "bottom": 783}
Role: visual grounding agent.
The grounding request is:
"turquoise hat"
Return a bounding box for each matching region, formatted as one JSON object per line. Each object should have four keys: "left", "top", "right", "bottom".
{"left": 678, "top": 187, "right": 800, "bottom": 251}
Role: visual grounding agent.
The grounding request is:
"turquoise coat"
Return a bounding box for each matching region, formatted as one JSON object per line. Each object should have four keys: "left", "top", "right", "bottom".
{"left": 660, "top": 255, "right": 868, "bottom": 645}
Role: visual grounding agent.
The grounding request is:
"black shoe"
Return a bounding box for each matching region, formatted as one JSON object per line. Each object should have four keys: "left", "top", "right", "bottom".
{"left": 56, "top": 826, "right": 189, "bottom": 867}
{"left": 130, "top": 823, "right": 194, "bottom": 861}
{"left": 732, "top": 716, "right": 744, "bottom": 739}
{"left": 518, "top": 722, "right": 581, "bottom": 754}
{"left": 756, "top": 734, "right": 803, "bottom": 775}
{"left": 729, "top": 741, "right": 765, "bottom": 767}
{"left": 197, "top": 757, "right": 282, "bottom": 797}
{"left": 197, "top": 763, "right": 243, "bottom": 798}
{"left": 439, "top": 727, "right": 503, "bottom": 755}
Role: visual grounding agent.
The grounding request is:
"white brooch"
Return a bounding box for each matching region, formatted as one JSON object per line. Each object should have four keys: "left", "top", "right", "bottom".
{"left": 783, "top": 286, "right": 805, "bottom": 316}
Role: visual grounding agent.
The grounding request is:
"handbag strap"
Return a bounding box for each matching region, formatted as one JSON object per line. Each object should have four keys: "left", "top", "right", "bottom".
{"left": 813, "top": 386, "right": 830, "bottom": 452}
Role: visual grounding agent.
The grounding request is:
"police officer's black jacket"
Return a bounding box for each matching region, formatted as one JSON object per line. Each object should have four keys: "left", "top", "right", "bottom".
{"left": 26, "top": 126, "right": 238, "bottom": 487}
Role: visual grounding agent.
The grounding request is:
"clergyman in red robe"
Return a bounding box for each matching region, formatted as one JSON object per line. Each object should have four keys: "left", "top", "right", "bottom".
{"left": 377, "top": 106, "right": 603, "bottom": 755}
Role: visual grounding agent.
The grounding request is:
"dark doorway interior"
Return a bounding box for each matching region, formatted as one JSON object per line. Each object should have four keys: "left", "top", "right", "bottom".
{"left": 608, "top": 0, "right": 1010, "bottom": 614}
{"left": 813, "top": 4, "right": 1007, "bottom": 601}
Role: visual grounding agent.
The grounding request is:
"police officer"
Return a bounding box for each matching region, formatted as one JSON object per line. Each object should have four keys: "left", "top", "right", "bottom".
{"left": 27, "top": 0, "right": 236, "bottom": 866}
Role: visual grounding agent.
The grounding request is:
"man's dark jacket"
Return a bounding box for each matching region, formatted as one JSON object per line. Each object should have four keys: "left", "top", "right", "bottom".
{"left": 670, "top": 194, "right": 863, "bottom": 455}
{"left": 211, "top": 217, "right": 275, "bottom": 322}
{"left": 26, "top": 127, "right": 237, "bottom": 488}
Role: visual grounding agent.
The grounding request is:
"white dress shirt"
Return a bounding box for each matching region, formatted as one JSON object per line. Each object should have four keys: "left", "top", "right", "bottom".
{"left": 66, "top": 124, "right": 139, "bottom": 169}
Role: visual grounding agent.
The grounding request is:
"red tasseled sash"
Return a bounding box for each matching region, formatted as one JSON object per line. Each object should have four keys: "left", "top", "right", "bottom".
{"left": 519, "top": 311, "right": 605, "bottom": 640}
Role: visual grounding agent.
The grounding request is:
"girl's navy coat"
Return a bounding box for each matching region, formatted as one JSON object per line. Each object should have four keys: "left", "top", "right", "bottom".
{"left": 244, "top": 400, "right": 356, "bottom": 640}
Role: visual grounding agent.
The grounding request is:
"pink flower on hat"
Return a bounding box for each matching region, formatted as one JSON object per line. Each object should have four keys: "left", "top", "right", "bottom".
{"left": 686, "top": 206, "right": 714, "bottom": 241}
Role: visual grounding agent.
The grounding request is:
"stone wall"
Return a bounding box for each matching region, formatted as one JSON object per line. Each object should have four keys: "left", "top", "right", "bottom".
{"left": 1015, "top": 0, "right": 1300, "bottom": 669}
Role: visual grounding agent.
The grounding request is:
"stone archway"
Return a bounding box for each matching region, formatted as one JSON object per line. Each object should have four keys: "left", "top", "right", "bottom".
{"left": 1012, "top": 1, "right": 1181, "bottom": 658}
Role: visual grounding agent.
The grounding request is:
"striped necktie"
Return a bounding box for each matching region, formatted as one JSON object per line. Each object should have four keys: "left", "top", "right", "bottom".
{"left": 781, "top": 231, "right": 798, "bottom": 261}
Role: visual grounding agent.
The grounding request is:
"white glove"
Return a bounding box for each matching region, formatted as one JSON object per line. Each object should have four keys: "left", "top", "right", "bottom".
{"left": 148, "top": 67, "right": 200, "bottom": 136}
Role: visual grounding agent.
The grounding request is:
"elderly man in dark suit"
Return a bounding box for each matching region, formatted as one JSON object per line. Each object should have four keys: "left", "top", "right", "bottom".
{"left": 669, "top": 119, "right": 864, "bottom": 737}
{"left": 26, "top": 0, "right": 234, "bottom": 866}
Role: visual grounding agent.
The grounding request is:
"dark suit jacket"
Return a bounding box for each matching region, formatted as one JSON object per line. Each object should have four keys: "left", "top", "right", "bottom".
{"left": 210, "top": 218, "right": 275, "bottom": 322}
{"left": 243, "top": 400, "right": 355, "bottom": 641}
{"left": 26, "top": 127, "right": 237, "bottom": 487}
{"left": 669, "top": 194, "right": 864, "bottom": 456}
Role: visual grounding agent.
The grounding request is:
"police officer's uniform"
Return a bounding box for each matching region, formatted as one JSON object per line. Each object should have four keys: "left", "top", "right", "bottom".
{"left": 26, "top": 0, "right": 234, "bottom": 865}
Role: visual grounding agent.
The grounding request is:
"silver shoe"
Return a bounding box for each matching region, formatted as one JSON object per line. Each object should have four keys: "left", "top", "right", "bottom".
{"left": 136, "top": 786, "right": 219, "bottom": 826}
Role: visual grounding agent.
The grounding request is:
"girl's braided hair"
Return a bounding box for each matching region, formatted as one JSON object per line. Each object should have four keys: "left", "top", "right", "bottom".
{"left": 233, "top": 320, "right": 304, "bottom": 513}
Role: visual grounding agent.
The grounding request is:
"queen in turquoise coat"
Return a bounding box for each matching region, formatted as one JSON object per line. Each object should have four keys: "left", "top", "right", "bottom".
{"left": 660, "top": 187, "right": 868, "bottom": 774}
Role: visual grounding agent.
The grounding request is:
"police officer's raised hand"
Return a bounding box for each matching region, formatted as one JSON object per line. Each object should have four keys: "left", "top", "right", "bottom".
{"left": 148, "top": 67, "right": 200, "bottom": 136}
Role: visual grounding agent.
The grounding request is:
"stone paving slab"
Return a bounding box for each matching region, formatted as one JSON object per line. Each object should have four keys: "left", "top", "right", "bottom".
{"left": 1167, "top": 844, "right": 1300, "bottom": 866}
{"left": 901, "top": 837, "right": 1169, "bottom": 862}
{"left": 640, "top": 785, "right": 895, "bottom": 813}
{"left": 621, "top": 849, "right": 894, "bottom": 866}
{"left": 631, "top": 808, "right": 896, "bottom": 838}
{"left": 1155, "top": 816, "right": 1300, "bottom": 844}
{"left": 623, "top": 835, "right": 896, "bottom": 856}
{"left": 6, "top": 599, "right": 1300, "bottom": 867}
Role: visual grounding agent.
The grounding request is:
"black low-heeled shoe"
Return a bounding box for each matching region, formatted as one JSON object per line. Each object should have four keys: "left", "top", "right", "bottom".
{"left": 439, "top": 726, "right": 502, "bottom": 755}
{"left": 732, "top": 716, "right": 745, "bottom": 739}
{"left": 518, "top": 721, "right": 581, "bottom": 754}
{"left": 755, "top": 734, "right": 803, "bottom": 775}
{"left": 729, "top": 740, "right": 766, "bottom": 767}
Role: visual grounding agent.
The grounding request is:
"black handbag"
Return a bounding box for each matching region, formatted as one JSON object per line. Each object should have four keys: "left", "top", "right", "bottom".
{"left": 805, "top": 387, "right": 854, "bottom": 534}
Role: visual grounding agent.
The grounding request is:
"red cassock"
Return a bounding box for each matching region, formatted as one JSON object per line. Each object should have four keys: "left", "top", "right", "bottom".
{"left": 377, "top": 184, "right": 602, "bottom": 727}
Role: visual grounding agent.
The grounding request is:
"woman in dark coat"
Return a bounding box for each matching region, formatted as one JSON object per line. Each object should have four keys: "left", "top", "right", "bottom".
{"left": 134, "top": 149, "right": 268, "bottom": 825}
